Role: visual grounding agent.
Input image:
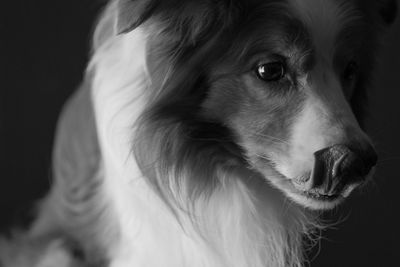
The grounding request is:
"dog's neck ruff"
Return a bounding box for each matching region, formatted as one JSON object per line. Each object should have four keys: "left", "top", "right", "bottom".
{"left": 86, "top": 4, "right": 316, "bottom": 267}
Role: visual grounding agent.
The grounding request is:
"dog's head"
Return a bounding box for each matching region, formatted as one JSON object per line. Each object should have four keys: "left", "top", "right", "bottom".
{"left": 118, "top": 0, "right": 397, "bottom": 210}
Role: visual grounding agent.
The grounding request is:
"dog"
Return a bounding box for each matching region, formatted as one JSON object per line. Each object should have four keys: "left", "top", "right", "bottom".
{"left": 1, "top": 0, "right": 397, "bottom": 266}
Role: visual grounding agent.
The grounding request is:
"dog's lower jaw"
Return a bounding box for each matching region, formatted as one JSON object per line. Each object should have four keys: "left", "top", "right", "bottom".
{"left": 251, "top": 162, "right": 340, "bottom": 210}
{"left": 251, "top": 154, "right": 373, "bottom": 210}
{"left": 289, "top": 170, "right": 373, "bottom": 210}
{"left": 269, "top": 176, "right": 350, "bottom": 210}
{"left": 286, "top": 189, "right": 345, "bottom": 210}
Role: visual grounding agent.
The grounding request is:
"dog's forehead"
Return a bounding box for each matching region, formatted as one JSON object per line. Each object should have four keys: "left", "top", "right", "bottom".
{"left": 229, "top": 0, "right": 361, "bottom": 72}
{"left": 288, "top": 0, "right": 357, "bottom": 61}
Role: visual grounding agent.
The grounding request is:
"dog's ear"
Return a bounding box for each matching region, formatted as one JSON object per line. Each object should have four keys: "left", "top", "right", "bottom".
{"left": 117, "top": 0, "right": 160, "bottom": 34}
{"left": 116, "top": 0, "right": 232, "bottom": 42}
{"left": 378, "top": 0, "right": 398, "bottom": 25}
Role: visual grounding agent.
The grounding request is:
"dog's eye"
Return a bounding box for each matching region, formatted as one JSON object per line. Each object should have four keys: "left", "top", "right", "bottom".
{"left": 344, "top": 61, "right": 358, "bottom": 82}
{"left": 256, "top": 62, "right": 286, "bottom": 82}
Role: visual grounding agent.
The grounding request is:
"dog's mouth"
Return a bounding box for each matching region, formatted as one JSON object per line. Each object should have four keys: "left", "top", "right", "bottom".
{"left": 285, "top": 145, "right": 377, "bottom": 209}
{"left": 301, "top": 190, "right": 341, "bottom": 201}
{"left": 252, "top": 144, "right": 377, "bottom": 209}
{"left": 295, "top": 180, "right": 350, "bottom": 202}
{"left": 290, "top": 174, "right": 350, "bottom": 209}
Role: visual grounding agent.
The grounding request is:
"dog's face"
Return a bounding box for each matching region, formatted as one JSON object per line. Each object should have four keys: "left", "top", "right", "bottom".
{"left": 119, "top": 0, "right": 396, "bottom": 210}
{"left": 202, "top": 0, "right": 386, "bottom": 210}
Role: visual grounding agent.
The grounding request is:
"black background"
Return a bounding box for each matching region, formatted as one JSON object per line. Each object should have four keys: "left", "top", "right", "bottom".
{"left": 0, "top": 1, "right": 399, "bottom": 266}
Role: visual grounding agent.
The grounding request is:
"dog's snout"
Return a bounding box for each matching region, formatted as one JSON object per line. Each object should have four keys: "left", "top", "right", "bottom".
{"left": 306, "top": 144, "right": 377, "bottom": 195}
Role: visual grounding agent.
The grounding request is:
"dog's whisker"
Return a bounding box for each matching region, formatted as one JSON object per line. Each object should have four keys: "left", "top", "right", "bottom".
{"left": 248, "top": 132, "right": 290, "bottom": 145}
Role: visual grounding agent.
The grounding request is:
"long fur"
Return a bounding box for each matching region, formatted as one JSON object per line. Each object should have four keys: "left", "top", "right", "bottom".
{"left": 0, "top": 0, "right": 396, "bottom": 266}
{"left": 85, "top": 3, "right": 317, "bottom": 265}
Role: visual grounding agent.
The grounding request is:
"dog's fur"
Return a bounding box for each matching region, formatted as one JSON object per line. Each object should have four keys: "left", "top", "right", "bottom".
{"left": 1, "top": 0, "right": 397, "bottom": 266}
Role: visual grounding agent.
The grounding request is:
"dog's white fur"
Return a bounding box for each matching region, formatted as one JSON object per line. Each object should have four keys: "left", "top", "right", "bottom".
{"left": 0, "top": 0, "right": 394, "bottom": 266}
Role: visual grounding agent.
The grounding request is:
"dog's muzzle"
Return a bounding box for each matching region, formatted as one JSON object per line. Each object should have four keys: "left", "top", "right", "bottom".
{"left": 301, "top": 144, "right": 378, "bottom": 198}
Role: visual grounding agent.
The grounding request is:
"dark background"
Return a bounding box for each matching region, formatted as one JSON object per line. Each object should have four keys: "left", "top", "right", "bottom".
{"left": 0, "top": 1, "right": 399, "bottom": 266}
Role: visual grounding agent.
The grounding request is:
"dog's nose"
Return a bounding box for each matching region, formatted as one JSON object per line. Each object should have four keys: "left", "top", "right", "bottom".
{"left": 308, "top": 144, "right": 377, "bottom": 194}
